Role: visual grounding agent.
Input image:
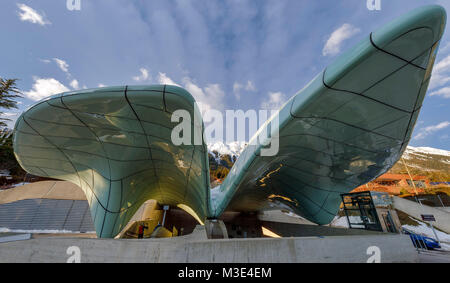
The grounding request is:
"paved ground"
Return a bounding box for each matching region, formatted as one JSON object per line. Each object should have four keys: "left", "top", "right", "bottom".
{"left": 418, "top": 250, "right": 450, "bottom": 263}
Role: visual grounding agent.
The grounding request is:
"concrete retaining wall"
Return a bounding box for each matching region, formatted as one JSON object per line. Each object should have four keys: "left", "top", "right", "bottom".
{"left": 0, "top": 232, "right": 417, "bottom": 263}
{"left": 393, "top": 196, "right": 450, "bottom": 233}
{"left": 0, "top": 181, "right": 85, "bottom": 204}
{"left": 438, "top": 207, "right": 450, "bottom": 213}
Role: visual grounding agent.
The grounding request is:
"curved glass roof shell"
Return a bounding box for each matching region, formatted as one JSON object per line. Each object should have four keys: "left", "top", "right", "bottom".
{"left": 13, "top": 85, "right": 211, "bottom": 238}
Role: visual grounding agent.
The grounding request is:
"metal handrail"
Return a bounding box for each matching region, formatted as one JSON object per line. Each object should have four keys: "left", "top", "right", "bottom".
{"left": 403, "top": 228, "right": 440, "bottom": 253}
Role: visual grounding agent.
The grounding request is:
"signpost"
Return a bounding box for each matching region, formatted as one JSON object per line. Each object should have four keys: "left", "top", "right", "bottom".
{"left": 421, "top": 214, "right": 440, "bottom": 246}
{"left": 421, "top": 214, "right": 436, "bottom": 222}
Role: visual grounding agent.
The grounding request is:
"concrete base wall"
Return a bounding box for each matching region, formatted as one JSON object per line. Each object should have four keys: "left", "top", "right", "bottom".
{"left": 0, "top": 231, "right": 418, "bottom": 263}
{"left": 438, "top": 207, "right": 450, "bottom": 213}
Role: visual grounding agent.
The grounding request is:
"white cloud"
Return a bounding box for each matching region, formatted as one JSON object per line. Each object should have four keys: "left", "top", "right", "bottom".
{"left": 261, "top": 92, "right": 286, "bottom": 110}
{"left": 133, "top": 68, "right": 150, "bottom": 82}
{"left": 17, "top": 3, "right": 50, "bottom": 26}
{"left": 233, "top": 80, "right": 256, "bottom": 100}
{"left": 248, "top": 81, "right": 256, "bottom": 91}
{"left": 430, "top": 87, "right": 450, "bottom": 98}
{"left": 46, "top": 58, "right": 82, "bottom": 90}
{"left": 414, "top": 121, "right": 450, "bottom": 140}
{"left": 233, "top": 83, "right": 243, "bottom": 101}
{"left": 428, "top": 53, "right": 450, "bottom": 99}
{"left": 243, "top": 81, "right": 256, "bottom": 92}
{"left": 430, "top": 76, "right": 450, "bottom": 90}
{"left": 433, "top": 55, "right": 450, "bottom": 74}
{"left": 53, "top": 58, "right": 69, "bottom": 74}
{"left": 153, "top": 73, "right": 225, "bottom": 112}
{"left": 323, "top": 24, "right": 360, "bottom": 56}
{"left": 98, "top": 84, "right": 106, "bottom": 87}
{"left": 205, "top": 84, "right": 226, "bottom": 105}
{"left": 182, "top": 77, "right": 225, "bottom": 112}
{"left": 158, "top": 72, "right": 181, "bottom": 87}
{"left": 24, "top": 77, "right": 70, "bottom": 101}
{"left": 233, "top": 83, "right": 241, "bottom": 92}
{"left": 70, "top": 79, "right": 80, "bottom": 90}
{"left": 183, "top": 77, "right": 203, "bottom": 95}
{"left": 40, "top": 58, "right": 75, "bottom": 80}
{"left": 430, "top": 54, "right": 450, "bottom": 90}
{"left": 39, "top": 58, "right": 51, "bottom": 64}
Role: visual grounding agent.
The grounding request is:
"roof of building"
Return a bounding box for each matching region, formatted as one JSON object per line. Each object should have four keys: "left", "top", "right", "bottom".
{"left": 375, "top": 173, "right": 429, "bottom": 181}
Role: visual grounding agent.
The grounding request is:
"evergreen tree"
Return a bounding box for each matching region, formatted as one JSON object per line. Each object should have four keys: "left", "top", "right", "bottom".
{"left": 0, "top": 78, "right": 24, "bottom": 180}
{"left": 0, "top": 78, "right": 22, "bottom": 127}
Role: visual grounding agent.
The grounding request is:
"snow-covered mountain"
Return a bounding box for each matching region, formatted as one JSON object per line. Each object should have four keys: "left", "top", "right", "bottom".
{"left": 207, "top": 141, "right": 247, "bottom": 158}
{"left": 404, "top": 146, "right": 450, "bottom": 159}
{"left": 207, "top": 141, "right": 247, "bottom": 168}
{"left": 207, "top": 142, "right": 247, "bottom": 184}
{"left": 393, "top": 146, "right": 450, "bottom": 181}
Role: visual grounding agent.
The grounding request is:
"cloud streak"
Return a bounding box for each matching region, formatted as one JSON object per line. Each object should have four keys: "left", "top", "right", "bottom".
{"left": 430, "top": 87, "right": 450, "bottom": 98}
{"left": 17, "top": 3, "right": 50, "bottom": 26}
{"left": 133, "top": 68, "right": 150, "bottom": 82}
{"left": 323, "top": 24, "right": 360, "bottom": 56}
{"left": 53, "top": 58, "right": 69, "bottom": 74}
{"left": 70, "top": 79, "right": 80, "bottom": 90}
{"left": 233, "top": 81, "right": 256, "bottom": 101}
{"left": 261, "top": 92, "right": 286, "bottom": 110}
{"left": 430, "top": 54, "right": 450, "bottom": 92}
{"left": 24, "top": 77, "right": 70, "bottom": 101}
{"left": 182, "top": 77, "right": 225, "bottom": 112}
{"left": 158, "top": 72, "right": 181, "bottom": 87}
{"left": 414, "top": 121, "right": 450, "bottom": 140}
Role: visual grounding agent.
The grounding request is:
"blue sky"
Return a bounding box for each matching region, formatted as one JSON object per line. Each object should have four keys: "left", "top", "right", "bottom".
{"left": 1, "top": 0, "right": 449, "bottom": 149}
